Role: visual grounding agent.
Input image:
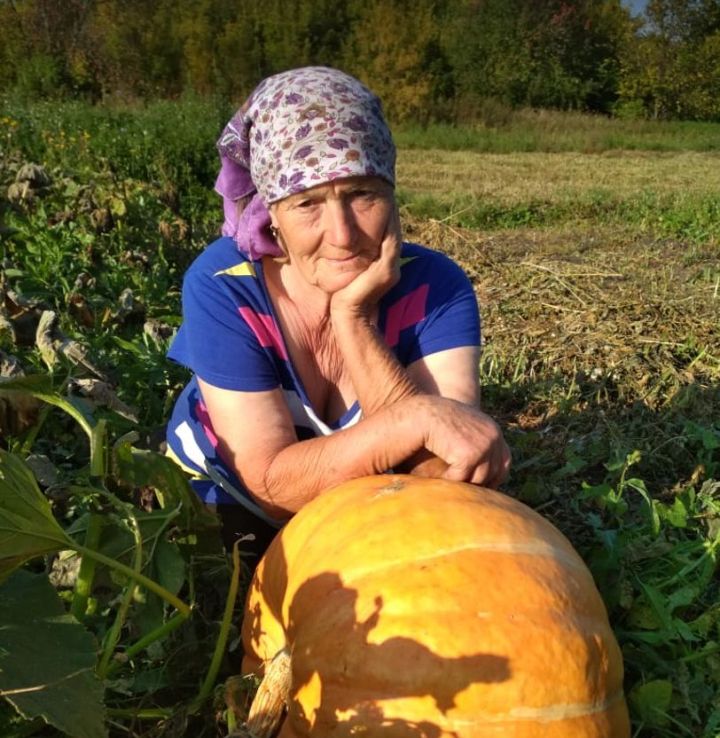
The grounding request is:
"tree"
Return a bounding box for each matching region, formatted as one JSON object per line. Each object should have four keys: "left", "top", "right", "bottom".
{"left": 445, "top": 0, "right": 633, "bottom": 115}
{"left": 619, "top": 0, "right": 720, "bottom": 119}
{"left": 342, "top": 0, "right": 448, "bottom": 122}
{"left": 0, "top": 0, "right": 95, "bottom": 97}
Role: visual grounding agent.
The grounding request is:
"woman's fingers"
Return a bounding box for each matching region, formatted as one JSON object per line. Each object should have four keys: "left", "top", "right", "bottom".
{"left": 482, "top": 436, "right": 512, "bottom": 488}
{"left": 424, "top": 398, "right": 511, "bottom": 489}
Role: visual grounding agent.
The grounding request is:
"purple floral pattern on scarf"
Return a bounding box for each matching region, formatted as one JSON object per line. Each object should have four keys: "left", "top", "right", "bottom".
{"left": 214, "top": 67, "right": 396, "bottom": 259}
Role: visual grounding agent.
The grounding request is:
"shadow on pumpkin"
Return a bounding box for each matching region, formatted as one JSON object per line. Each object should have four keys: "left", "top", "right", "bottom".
{"left": 277, "top": 571, "right": 511, "bottom": 737}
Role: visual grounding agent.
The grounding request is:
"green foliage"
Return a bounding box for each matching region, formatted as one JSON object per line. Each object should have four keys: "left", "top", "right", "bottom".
{"left": 0, "top": 406, "right": 237, "bottom": 736}
{"left": 0, "top": 570, "right": 107, "bottom": 738}
{"left": 443, "top": 0, "right": 632, "bottom": 116}
{"left": 0, "top": 444, "right": 73, "bottom": 581}
{"left": 12, "top": 53, "right": 64, "bottom": 101}
{"left": 342, "top": 0, "right": 448, "bottom": 122}
{"left": 576, "top": 448, "right": 720, "bottom": 737}
{"left": 618, "top": 0, "right": 720, "bottom": 120}
{"left": 0, "top": 0, "right": 670, "bottom": 121}
{"left": 0, "top": 128, "right": 243, "bottom": 729}
{"left": 3, "top": 0, "right": 720, "bottom": 123}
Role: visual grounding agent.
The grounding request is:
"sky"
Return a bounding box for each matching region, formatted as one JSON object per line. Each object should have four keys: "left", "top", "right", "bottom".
{"left": 622, "top": 0, "right": 648, "bottom": 17}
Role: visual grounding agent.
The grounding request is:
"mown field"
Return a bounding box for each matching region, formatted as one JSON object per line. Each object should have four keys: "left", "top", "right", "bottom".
{"left": 1, "top": 99, "right": 719, "bottom": 738}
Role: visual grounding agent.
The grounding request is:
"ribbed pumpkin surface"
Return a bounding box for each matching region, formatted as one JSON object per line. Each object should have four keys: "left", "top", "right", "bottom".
{"left": 241, "top": 475, "right": 630, "bottom": 738}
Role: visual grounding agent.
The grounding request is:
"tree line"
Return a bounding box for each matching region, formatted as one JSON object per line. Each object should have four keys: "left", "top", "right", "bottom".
{"left": 1, "top": 0, "right": 720, "bottom": 123}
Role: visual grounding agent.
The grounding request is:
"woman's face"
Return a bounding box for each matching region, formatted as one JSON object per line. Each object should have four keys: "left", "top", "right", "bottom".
{"left": 269, "top": 176, "right": 395, "bottom": 294}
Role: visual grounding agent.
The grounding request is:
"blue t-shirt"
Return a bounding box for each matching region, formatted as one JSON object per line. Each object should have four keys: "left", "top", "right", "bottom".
{"left": 166, "top": 236, "right": 480, "bottom": 512}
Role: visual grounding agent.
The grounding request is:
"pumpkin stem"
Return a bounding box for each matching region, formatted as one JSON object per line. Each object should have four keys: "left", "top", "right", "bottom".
{"left": 241, "top": 648, "right": 292, "bottom": 738}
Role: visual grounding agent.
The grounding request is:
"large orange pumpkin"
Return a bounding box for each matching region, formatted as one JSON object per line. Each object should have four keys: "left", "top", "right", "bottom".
{"left": 239, "top": 475, "right": 629, "bottom": 738}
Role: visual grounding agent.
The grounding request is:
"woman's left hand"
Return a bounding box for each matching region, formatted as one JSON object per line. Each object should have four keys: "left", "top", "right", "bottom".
{"left": 330, "top": 206, "right": 401, "bottom": 318}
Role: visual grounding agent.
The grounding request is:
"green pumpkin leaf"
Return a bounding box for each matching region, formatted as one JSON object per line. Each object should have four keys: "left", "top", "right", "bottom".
{"left": 0, "top": 570, "right": 107, "bottom": 738}
{"left": 628, "top": 679, "right": 672, "bottom": 727}
{"left": 0, "top": 449, "right": 73, "bottom": 583}
{"left": 658, "top": 496, "right": 689, "bottom": 528}
{"left": 153, "top": 538, "right": 186, "bottom": 596}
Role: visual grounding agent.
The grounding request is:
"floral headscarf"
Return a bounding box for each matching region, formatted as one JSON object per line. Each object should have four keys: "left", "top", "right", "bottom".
{"left": 215, "top": 66, "right": 396, "bottom": 259}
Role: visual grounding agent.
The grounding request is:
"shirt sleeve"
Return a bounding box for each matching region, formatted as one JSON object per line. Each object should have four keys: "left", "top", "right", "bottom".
{"left": 383, "top": 245, "right": 481, "bottom": 366}
{"left": 167, "top": 260, "right": 280, "bottom": 391}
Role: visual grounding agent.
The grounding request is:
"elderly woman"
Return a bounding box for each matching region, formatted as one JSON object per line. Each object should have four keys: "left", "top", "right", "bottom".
{"left": 166, "top": 67, "right": 511, "bottom": 557}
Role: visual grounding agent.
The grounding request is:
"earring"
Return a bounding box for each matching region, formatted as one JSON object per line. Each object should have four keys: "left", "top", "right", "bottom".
{"left": 270, "top": 225, "right": 279, "bottom": 240}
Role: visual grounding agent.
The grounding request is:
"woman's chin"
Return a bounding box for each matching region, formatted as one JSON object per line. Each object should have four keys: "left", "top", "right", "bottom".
{"left": 319, "top": 272, "right": 362, "bottom": 294}
{"left": 317, "top": 260, "right": 369, "bottom": 293}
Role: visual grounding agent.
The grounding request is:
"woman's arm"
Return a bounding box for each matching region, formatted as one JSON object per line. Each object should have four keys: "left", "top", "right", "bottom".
{"left": 330, "top": 213, "right": 481, "bottom": 408}
{"left": 331, "top": 307, "right": 420, "bottom": 413}
{"left": 406, "top": 346, "right": 480, "bottom": 404}
{"left": 329, "top": 210, "right": 420, "bottom": 414}
{"left": 329, "top": 217, "right": 496, "bottom": 476}
{"left": 198, "top": 377, "right": 508, "bottom": 521}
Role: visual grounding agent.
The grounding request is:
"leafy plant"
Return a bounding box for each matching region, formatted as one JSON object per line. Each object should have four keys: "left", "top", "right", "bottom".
{"left": 0, "top": 376, "right": 244, "bottom": 737}
{"left": 574, "top": 442, "right": 720, "bottom": 737}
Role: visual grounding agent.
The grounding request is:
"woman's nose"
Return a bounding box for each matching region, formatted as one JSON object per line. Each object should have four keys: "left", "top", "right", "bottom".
{"left": 324, "top": 200, "right": 355, "bottom": 248}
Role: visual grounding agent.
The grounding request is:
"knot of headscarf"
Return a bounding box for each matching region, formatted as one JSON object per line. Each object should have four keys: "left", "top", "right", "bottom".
{"left": 215, "top": 66, "right": 396, "bottom": 260}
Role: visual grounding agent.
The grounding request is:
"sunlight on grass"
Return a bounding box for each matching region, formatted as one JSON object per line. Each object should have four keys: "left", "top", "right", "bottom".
{"left": 396, "top": 150, "right": 720, "bottom": 241}
{"left": 394, "top": 109, "right": 720, "bottom": 153}
{"left": 398, "top": 150, "right": 720, "bottom": 204}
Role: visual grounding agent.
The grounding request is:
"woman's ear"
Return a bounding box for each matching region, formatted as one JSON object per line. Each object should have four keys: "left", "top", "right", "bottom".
{"left": 267, "top": 205, "right": 289, "bottom": 264}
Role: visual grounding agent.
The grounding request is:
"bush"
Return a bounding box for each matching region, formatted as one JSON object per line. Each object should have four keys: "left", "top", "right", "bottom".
{"left": 12, "top": 54, "right": 65, "bottom": 101}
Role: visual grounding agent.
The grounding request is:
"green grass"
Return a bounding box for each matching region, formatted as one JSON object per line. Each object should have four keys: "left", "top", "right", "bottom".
{"left": 396, "top": 148, "right": 720, "bottom": 243}
{"left": 398, "top": 187, "right": 720, "bottom": 242}
{"left": 394, "top": 109, "right": 720, "bottom": 153}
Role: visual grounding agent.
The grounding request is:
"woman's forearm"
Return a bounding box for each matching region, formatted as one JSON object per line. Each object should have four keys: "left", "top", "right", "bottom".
{"left": 205, "top": 379, "right": 509, "bottom": 521}
{"left": 260, "top": 396, "right": 427, "bottom": 517}
{"left": 331, "top": 308, "right": 419, "bottom": 415}
{"left": 257, "top": 392, "right": 510, "bottom": 518}
{"left": 328, "top": 312, "right": 455, "bottom": 479}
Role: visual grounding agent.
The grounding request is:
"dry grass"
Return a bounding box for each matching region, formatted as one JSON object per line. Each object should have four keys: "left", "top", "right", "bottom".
{"left": 401, "top": 212, "right": 720, "bottom": 501}
{"left": 397, "top": 149, "right": 720, "bottom": 206}
{"left": 405, "top": 216, "right": 720, "bottom": 397}
{"left": 398, "top": 149, "right": 720, "bottom": 440}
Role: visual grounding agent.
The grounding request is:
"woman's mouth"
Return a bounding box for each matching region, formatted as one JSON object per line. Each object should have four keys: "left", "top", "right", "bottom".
{"left": 326, "top": 253, "right": 359, "bottom": 261}
{"left": 325, "top": 254, "right": 365, "bottom": 266}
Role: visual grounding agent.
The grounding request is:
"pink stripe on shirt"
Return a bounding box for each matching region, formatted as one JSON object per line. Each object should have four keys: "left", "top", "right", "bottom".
{"left": 195, "top": 398, "right": 219, "bottom": 448}
{"left": 238, "top": 307, "right": 289, "bottom": 360}
{"left": 384, "top": 284, "right": 429, "bottom": 347}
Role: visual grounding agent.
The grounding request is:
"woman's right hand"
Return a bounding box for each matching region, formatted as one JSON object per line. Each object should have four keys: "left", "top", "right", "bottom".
{"left": 416, "top": 395, "right": 511, "bottom": 489}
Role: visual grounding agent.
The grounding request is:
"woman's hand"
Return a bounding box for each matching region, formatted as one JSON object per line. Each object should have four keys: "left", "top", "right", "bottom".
{"left": 330, "top": 205, "right": 401, "bottom": 318}
{"left": 417, "top": 395, "right": 511, "bottom": 489}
